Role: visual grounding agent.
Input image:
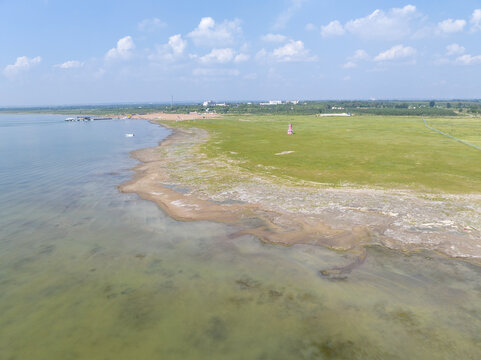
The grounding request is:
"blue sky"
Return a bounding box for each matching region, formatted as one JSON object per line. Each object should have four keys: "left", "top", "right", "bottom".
{"left": 1, "top": 0, "right": 481, "bottom": 106}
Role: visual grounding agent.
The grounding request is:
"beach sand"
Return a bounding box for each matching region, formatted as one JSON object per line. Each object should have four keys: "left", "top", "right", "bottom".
{"left": 135, "top": 112, "right": 219, "bottom": 121}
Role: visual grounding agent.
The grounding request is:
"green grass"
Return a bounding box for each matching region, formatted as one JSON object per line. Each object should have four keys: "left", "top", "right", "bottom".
{"left": 166, "top": 115, "right": 481, "bottom": 193}
{"left": 427, "top": 117, "right": 481, "bottom": 148}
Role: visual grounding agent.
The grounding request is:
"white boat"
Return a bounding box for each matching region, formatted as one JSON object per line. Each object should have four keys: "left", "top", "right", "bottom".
{"left": 125, "top": 133, "right": 134, "bottom": 137}
{"left": 65, "top": 117, "right": 76, "bottom": 121}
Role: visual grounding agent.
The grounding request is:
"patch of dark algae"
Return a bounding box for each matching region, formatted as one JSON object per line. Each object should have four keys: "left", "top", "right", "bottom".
{"left": 206, "top": 316, "right": 229, "bottom": 341}
{"left": 319, "top": 248, "right": 367, "bottom": 281}
{"left": 304, "top": 337, "right": 393, "bottom": 360}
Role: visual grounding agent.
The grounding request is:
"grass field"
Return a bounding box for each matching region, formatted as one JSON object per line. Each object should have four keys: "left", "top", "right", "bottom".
{"left": 168, "top": 115, "right": 481, "bottom": 193}
{"left": 426, "top": 117, "right": 481, "bottom": 148}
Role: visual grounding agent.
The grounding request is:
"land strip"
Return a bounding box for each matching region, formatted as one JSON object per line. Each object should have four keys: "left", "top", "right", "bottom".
{"left": 120, "top": 114, "right": 481, "bottom": 264}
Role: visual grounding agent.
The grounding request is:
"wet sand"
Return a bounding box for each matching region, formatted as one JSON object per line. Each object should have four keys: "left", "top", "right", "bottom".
{"left": 119, "top": 130, "right": 372, "bottom": 263}
{"left": 120, "top": 116, "right": 481, "bottom": 266}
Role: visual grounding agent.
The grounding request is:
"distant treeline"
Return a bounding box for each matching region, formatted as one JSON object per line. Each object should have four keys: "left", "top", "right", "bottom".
{"left": 2, "top": 100, "right": 481, "bottom": 117}
{"left": 351, "top": 107, "right": 457, "bottom": 116}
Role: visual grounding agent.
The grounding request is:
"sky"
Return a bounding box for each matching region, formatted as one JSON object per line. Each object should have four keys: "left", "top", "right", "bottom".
{"left": 1, "top": 0, "right": 481, "bottom": 106}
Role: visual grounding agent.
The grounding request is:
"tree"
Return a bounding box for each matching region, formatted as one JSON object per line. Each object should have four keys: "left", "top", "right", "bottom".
{"left": 429, "top": 100, "right": 435, "bottom": 108}
{"left": 446, "top": 102, "right": 451, "bottom": 108}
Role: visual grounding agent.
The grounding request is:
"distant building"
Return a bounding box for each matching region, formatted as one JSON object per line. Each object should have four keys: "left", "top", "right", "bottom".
{"left": 287, "top": 100, "right": 299, "bottom": 105}
{"left": 215, "top": 103, "right": 226, "bottom": 106}
{"left": 317, "top": 113, "right": 351, "bottom": 117}
{"left": 260, "top": 100, "right": 283, "bottom": 106}
{"left": 203, "top": 100, "right": 215, "bottom": 107}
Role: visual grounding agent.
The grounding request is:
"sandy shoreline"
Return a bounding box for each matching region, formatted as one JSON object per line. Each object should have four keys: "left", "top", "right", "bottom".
{"left": 120, "top": 115, "right": 481, "bottom": 266}
{"left": 134, "top": 112, "right": 219, "bottom": 121}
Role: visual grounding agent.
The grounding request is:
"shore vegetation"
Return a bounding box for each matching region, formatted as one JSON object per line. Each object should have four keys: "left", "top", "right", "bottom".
{"left": 165, "top": 115, "right": 481, "bottom": 193}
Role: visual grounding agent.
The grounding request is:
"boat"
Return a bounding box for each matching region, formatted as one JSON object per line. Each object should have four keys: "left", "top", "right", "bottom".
{"left": 65, "top": 117, "right": 76, "bottom": 121}
{"left": 125, "top": 133, "right": 134, "bottom": 137}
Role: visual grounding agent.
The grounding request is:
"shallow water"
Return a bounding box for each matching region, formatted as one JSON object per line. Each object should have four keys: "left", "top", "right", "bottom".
{"left": 0, "top": 114, "right": 480, "bottom": 359}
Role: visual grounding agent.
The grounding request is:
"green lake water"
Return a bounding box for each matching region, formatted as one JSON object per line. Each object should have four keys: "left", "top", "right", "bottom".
{"left": 0, "top": 115, "right": 480, "bottom": 359}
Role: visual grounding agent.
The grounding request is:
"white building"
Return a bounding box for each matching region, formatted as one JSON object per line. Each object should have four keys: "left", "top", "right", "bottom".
{"left": 260, "top": 100, "right": 283, "bottom": 106}
{"left": 317, "top": 113, "right": 351, "bottom": 117}
{"left": 203, "top": 100, "right": 215, "bottom": 107}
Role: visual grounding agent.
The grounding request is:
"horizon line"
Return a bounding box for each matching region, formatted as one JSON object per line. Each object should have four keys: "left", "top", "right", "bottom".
{"left": 1, "top": 98, "right": 481, "bottom": 109}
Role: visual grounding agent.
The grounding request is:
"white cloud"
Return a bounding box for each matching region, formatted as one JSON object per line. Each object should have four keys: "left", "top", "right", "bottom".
{"left": 192, "top": 68, "right": 240, "bottom": 77}
{"left": 257, "top": 40, "right": 316, "bottom": 63}
{"left": 392, "top": 4, "right": 417, "bottom": 16}
{"left": 349, "top": 49, "right": 369, "bottom": 61}
{"left": 437, "top": 19, "right": 466, "bottom": 34}
{"left": 344, "top": 4, "right": 418, "bottom": 40}
{"left": 446, "top": 43, "right": 465, "bottom": 56}
{"left": 168, "top": 34, "right": 186, "bottom": 55}
{"left": 374, "top": 45, "right": 416, "bottom": 61}
{"left": 271, "top": 40, "right": 316, "bottom": 62}
{"left": 273, "top": 0, "right": 305, "bottom": 30}
{"left": 456, "top": 54, "right": 481, "bottom": 65}
{"left": 415, "top": 18, "right": 467, "bottom": 38}
{"left": 187, "top": 17, "right": 242, "bottom": 47}
{"left": 105, "top": 36, "right": 135, "bottom": 60}
{"left": 234, "top": 53, "right": 250, "bottom": 63}
{"left": 305, "top": 23, "right": 317, "bottom": 31}
{"left": 343, "top": 50, "right": 369, "bottom": 69}
{"left": 343, "top": 61, "right": 357, "bottom": 69}
{"left": 470, "top": 9, "right": 481, "bottom": 32}
{"left": 3, "top": 56, "right": 41, "bottom": 78}
{"left": 138, "top": 18, "right": 166, "bottom": 32}
{"left": 239, "top": 43, "right": 250, "bottom": 52}
{"left": 149, "top": 34, "right": 186, "bottom": 62}
{"left": 261, "top": 33, "right": 287, "bottom": 43}
{"left": 55, "top": 60, "right": 84, "bottom": 69}
{"left": 199, "top": 48, "right": 235, "bottom": 63}
{"left": 321, "top": 20, "right": 345, "bottom": 37}
{"left": 197, "top": 48, "right": 249, "bottom": 64}
{"left": 255, "top": 48, "right": 268, "bottom": 61}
